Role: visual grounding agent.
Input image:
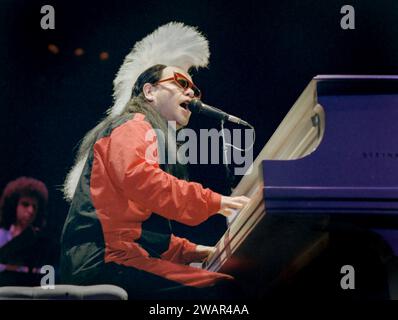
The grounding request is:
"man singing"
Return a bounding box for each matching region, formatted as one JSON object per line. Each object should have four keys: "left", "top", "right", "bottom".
{"left": 60, "top": 22, "right": 249, "bottom": 299}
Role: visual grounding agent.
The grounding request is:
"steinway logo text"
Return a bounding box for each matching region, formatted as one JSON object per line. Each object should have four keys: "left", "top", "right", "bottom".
{"left": 362, "top": 152, "right": 398, "bottom": 159}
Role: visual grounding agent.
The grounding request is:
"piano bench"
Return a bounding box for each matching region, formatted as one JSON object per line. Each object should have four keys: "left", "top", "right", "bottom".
{"left": 0, "top": 284, "right": 128, "bottom": 300}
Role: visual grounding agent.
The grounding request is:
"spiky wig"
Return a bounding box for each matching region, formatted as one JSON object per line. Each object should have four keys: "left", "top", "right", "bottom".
{"left": 109, "top": 21, "right": 209, "bottom": 117}
{"left": 63, "top": 22, "right": 210, "bottom": 201}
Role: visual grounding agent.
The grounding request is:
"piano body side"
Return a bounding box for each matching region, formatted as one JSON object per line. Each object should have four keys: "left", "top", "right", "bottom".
{"left": 204, "top": 79, "right": 329, "bottom": 297}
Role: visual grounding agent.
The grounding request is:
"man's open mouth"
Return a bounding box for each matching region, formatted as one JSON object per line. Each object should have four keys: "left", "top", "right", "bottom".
{"left": 180, "top": 102, "right": 189, "bottom": 110}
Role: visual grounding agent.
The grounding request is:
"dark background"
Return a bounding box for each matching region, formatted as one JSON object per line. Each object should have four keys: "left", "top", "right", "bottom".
{"left": 1, "top": 0, "right": 398, "bottom": 258}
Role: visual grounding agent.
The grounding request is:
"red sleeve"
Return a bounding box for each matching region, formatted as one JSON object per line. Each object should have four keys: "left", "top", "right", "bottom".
{"left": 106, "top": 118, "right": 221, "bottom": 226}
{"left": 160, "top": 235, "right": 198, "bottom": 264}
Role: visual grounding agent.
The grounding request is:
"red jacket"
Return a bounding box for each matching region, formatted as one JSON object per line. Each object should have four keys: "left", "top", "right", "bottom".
{"left": 61, "top": 113, "right": 232, "bottom": 287}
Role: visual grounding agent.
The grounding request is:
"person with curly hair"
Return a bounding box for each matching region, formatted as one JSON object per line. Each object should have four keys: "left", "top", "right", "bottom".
{"left": 0, "top": 176, "right": 49, "bottom": 279}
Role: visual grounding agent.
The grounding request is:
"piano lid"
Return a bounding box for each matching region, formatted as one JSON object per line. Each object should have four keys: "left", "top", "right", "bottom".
{"left": 263, "top": 75, "right": 398, "bottom": 217}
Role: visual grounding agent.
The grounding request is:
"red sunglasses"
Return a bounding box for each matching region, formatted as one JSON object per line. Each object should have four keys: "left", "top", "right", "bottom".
{"left": 156, "top": 72, "right": 202, "bottom": 99}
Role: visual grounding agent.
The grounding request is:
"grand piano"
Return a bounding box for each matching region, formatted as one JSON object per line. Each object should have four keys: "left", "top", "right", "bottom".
{"left": 203, "top": 75, "right": 398, "bottom": 299}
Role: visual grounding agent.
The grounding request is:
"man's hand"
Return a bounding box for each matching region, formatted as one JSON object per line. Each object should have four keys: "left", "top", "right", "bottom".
{"left": 219, "top": 195, "right": 251, "bottom": 217}
{"left": 193, "top": 245, "right": 216, "bottom": 262}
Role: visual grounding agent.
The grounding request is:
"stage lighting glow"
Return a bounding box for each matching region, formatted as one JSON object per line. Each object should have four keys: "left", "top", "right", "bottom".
{"left": 48, "top": 44, "right": 59, "bottom": 54}
{"left": 74, "top": 48, "right": 85, "bottom": 56}
{"left": 99, "top": 51, "right": 109, "bottom": 60}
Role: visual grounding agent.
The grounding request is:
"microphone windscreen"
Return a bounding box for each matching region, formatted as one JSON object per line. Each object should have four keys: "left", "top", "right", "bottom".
{"left": 187, "top": 99, "right": 203, "bottom": 114}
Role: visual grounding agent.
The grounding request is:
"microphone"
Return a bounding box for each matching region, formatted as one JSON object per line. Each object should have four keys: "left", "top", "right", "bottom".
{"left": 187, "top": 99, "right": 250, "bottom": 126}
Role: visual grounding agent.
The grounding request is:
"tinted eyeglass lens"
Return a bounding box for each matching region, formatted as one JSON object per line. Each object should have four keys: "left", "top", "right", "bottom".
{"left": 193, "top": 87, "right": 201, "bottom": 98}
{"left": 174, "top": 73, "right": 201, "bottom": 98}
{"left": 176, "top": 78, "right": 189, "bottom": 88}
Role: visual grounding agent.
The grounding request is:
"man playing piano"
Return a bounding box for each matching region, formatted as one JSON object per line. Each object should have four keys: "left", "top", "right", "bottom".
{"left": 60, "top": 22, "right": 249, "bottom": 299}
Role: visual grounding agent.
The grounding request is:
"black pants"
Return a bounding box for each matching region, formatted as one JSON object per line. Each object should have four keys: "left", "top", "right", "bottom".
{"left": 83, "top": 262, "right": 242, "bottom": 300}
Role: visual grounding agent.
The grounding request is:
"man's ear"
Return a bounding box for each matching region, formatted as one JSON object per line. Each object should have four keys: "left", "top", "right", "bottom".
{"left": 143, "top": 83, "right": 156, "bottom": 101}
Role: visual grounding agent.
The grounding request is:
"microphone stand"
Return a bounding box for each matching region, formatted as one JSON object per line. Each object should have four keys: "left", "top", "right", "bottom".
{"left": 220, "top": 119, "right": 235, "bottom": 194}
